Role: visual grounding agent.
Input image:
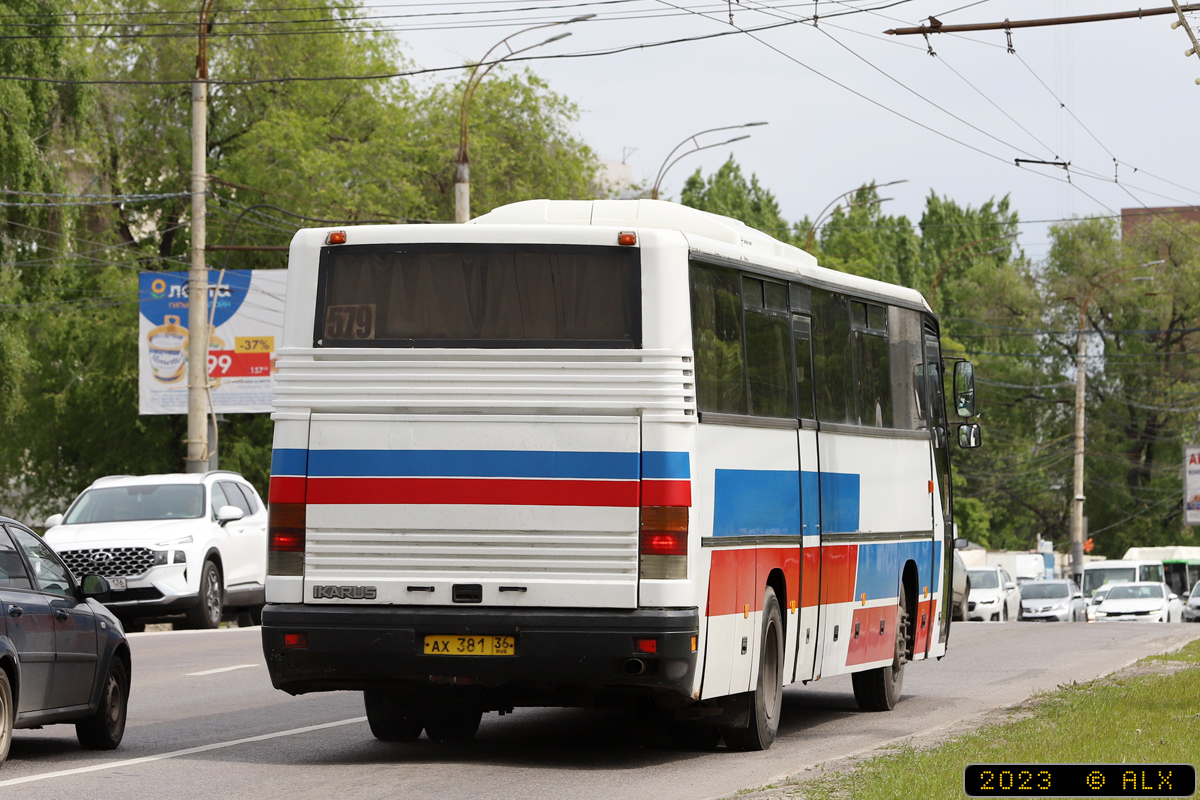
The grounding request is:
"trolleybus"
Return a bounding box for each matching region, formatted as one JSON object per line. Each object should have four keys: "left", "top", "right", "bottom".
{"left": 261, "top": 199, "right": 981, "bottom": 750}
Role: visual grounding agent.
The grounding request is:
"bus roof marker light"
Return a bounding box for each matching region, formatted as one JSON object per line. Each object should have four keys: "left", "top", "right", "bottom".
{"left": 618, "top": 232, "right": 637, "bottom": 246}
{"left": 326, "top": 230, "right": 347, "bottom": 245}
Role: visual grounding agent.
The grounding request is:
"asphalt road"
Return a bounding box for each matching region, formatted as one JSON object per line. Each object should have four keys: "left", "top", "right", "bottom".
{"left": 1, "top": 621, "right": 1197, "bottom": 800}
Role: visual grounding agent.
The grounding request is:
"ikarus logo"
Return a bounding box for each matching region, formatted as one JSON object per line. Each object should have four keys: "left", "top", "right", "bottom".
{"left": 149, "top": 277, "right": 168, "bottom": 298}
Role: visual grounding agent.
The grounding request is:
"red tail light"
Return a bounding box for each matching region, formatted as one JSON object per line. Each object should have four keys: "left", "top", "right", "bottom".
{"left": 639, "top": 531, "right": 687, "bottom": 556}
{"left": 268, "top": 502, "right": 306, "bottom": 576}
{"left": 640, "top": 506, "right": 688, "bottom": 579}
{"left": 284, "top": 633, "right": 307, "bottom": 649}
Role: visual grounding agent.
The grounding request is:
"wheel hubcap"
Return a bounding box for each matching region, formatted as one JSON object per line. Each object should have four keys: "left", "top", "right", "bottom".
{"left": 105, "top": 675, "right": 122, "bottom": 736}
{"left": 205, "top": 570, "right": 220, "bottom": 622}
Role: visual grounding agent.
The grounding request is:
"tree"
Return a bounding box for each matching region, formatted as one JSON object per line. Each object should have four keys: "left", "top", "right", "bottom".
{"left": 680, "top": 157, "right": 795, "bottom": 242}
{"left": 0, "top": 0, "right": 602, "bottom": 516}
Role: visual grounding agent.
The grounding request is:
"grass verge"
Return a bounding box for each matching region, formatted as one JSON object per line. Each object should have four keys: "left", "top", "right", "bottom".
{"left": 766, "top": 638, "right": 1200, "bottom": 800}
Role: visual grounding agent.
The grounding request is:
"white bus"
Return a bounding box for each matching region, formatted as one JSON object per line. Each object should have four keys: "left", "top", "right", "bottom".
{"left": 261, "top": 199, "right": 981, "bottom": 750}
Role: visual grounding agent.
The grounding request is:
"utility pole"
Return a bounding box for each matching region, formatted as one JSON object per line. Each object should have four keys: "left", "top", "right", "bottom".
{"left": 187, "top": 1, "right": 215, "bottom": 473}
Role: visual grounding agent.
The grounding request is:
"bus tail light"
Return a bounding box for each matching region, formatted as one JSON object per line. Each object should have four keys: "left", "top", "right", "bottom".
{"left": 268, "top": 502, "right": 306, "bottom": 576}
{"left": 639, "top": 506, "right": 687, "bottom": 580}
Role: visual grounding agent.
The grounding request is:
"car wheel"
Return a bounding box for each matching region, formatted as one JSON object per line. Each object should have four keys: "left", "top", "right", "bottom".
{"left": 724, "top": 587, "right": 785, "bottom": 750}
{"left": 0, "top": 669, "right": 12, "bottom": 763}
{"left": 851, "top": 586, "right": 909, "bottom": 713}
{"left": 1002, "top": 604, "right": 1008, "bottom": 622}
{"left": 364, "top": 692, "right": 425, "bottom": 742}
{"left": 186, "top": 560, "right": 223, "bottom": 629}
{"left": 76, "top": 657, "right": 129, "bottom": 750}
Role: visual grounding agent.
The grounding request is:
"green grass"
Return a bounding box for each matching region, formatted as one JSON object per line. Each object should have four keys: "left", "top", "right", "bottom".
{"left": 777, "top": 639, "right": 1200, "bottom": 800}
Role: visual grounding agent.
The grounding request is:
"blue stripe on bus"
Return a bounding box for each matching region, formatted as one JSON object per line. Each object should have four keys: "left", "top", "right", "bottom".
{"left": 713, "top": 470, "right": 801, "bottom": 537}
{"left": 305, "top": 449, "right": 641, "bottom": 480}
{"left": 714, "top": 469, "right": 860, "bottom": 537}
{"left": 271, "top": 448, "right": 308, "bottom": 477}
{"left": 642, "top": 451, "right": 690, "bottom": 480}
{"left": 853, "top": 540, "right": 936, "bottom": 599}
{"left": 818, "top": 472, "right": 860, "bottom": 534}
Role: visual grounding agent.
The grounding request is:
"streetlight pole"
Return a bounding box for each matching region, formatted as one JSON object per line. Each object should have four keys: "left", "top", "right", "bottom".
{"left": 1068, "top": 260, "right": 1163, "bottom": 582}
{"left": 802, "top": 179, "right": 907, "bottom": 250}
{"left": 649, "top": 122, "right": 768, "bottom": 201}
{"left": 454, "top": 15, "right": 593, "bottom": 223}
{"left": 927, "top": 233, "right": 1016, "bottom": 312}
{"left": 187, "top": 0, "right": 216, "bottom": 473}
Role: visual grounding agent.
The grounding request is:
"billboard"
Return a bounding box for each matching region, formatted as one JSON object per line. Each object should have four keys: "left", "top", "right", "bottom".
{"left": 138, "top": 270, "right": 287, "bottom": 415}
{"left": 1187, "top": 445, "right": 1200, "bottom": 526}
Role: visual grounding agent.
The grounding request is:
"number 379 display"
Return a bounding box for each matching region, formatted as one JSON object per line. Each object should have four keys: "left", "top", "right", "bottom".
{"left": 138, "top": 270, "right": 287, "bottom": 415}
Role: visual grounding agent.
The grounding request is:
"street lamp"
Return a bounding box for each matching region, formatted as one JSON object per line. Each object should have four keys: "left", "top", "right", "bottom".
{"left": 927, "top": 233, "right": 1017, "bottom": 312}
{"left": 1068, "top": 259, "right": 1165, "bottom": 583}
{"left": 455, "top": 15, "right": 594, "bottom": 223}
{"left": 801, "top": 179, "right": 907, "bottom": 250}
{"left": 649, "top": 122, "right": 768, "bottom": 201}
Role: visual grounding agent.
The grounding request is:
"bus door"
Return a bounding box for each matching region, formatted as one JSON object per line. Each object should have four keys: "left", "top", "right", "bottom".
{"left": 791, "top": 307, "right": 822, "bottom": 682}
{"left": 925, "top": 333, "right": 953, "bottom": 649}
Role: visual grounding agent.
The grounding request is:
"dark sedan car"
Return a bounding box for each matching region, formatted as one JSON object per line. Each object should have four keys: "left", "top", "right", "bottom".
{"left": 0, "top": 516, "right": 130, "bottom": 762}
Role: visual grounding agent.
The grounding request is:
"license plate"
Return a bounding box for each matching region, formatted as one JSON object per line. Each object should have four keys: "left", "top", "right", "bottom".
{"left": 109, "top": 576, "right": 127, "bottom": 591}
{"left": 423, "top": 635, "right": 515, "bottom": 656}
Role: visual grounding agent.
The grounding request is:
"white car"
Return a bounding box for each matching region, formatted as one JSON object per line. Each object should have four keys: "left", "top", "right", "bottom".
{"left": 1185, "top": 581, "right": 1200, "bottom": 623}
{"left": 1092, "top": 582, "right": 1183, "bottom": 623}
{"left": 966, "top": 565, "right": 1022, "bottom": 622}
{"left": 43, "top": 472, "right": 268, "bottom": 631}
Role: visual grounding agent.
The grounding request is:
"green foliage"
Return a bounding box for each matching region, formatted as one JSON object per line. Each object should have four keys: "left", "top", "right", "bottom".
{"left": 680, "top": 157, "right": 795, "bottom": 242}
{"left": 0, "top": 0, "right": 601, "bottom": 516}
{"left": 806, "top": 185, "right": 921, "bottom": 286}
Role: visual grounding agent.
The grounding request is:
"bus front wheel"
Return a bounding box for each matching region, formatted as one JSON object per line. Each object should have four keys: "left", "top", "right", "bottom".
{"left": 724, "top": 586, "right": 784, "bottom": 751}
{"left": 852, "top": 587, "right": 909, "bottom": 712}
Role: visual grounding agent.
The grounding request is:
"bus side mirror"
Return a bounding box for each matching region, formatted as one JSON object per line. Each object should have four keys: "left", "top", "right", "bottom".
{"left": 957, "top": 423, "right": 982, "bottom": 449}
{"left": 953, "top": 361, "right": 976, "bottom": 418}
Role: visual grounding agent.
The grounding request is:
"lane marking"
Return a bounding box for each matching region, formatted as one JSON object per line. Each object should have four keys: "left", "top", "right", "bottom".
{"left": 185, "top": 664, "right": 259, "bottom": 676}
{"left": 0, "top": 716, "right": 368, "bottom": 787}
{"left": 127, "top": 627, "right": 260, "bottom": 638}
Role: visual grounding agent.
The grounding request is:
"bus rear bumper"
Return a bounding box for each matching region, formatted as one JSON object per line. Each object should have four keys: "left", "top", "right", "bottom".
{"left": 261, "top": 604, "right": 700, "bottom": 706}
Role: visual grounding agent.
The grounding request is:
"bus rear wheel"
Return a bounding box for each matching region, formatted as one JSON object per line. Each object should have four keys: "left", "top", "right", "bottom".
{"left": 724, "top": 586, "right": 784, "bottom": 751}
{"left": 424, "top": 708, "right": 482, "bottom": 743}
{"left": 364, "top": 691, "right": 424, "bottom": 742}
{"left": 852, "top": 587, "right": 909, "bottom": 712}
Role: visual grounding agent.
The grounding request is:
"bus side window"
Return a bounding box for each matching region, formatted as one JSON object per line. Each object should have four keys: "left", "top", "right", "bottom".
{"left": 793, "top": 316, "right": 815, "bottom": 420}
{"left": 690, "top": 262, "right": 748, "bottom": 414}
{"left": 810, "top": 288, "right": 854, "bottom": 424}
{"left": 889, "top": 306, "right": 927, "bottom": 430}
{"left": 744, "top": 278, "right": 793, "bottom": 417}
{"left": 850, "top": 301, "right": 892, "bottom": 427}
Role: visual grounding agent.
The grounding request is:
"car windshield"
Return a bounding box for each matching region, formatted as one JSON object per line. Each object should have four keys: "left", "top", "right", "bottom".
{"left": 1106, "top": 584, "right": 1163, "bottom": 601}
{"left": 64, "top": 485, "right": 205, "bottom": 523}
{"left": 1082, "top": 567, "right": 1136, "bottom": 595}
{"left": 1022, "top": 583, "right": 1070, "bottom": 599}
{"left": 968, "top": 570, "right": 999, "bottom": 589}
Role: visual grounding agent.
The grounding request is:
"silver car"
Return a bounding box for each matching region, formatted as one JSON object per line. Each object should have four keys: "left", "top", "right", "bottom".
{"left": 1019, "top": 579, "right": 1086, "bottom": 622}
{"left": 1184, "top": 581, "right": 1200, "bottom": 623}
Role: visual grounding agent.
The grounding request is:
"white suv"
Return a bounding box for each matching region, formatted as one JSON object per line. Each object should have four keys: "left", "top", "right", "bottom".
{"left": 43, "top": 471, "right": 268, "bottom": 630}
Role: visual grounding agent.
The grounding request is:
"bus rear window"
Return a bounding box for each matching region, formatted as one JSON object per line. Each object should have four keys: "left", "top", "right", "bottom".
{"left": 316, "top": 244, "right": 641, "bottom": 348}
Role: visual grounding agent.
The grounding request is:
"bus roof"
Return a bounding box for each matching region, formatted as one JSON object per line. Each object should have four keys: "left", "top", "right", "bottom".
{"left": 1123, "top": 546, "right": 1200, "bottom": 563}
{"left": 472, "top": 199, "right": 932, "bottom": 313}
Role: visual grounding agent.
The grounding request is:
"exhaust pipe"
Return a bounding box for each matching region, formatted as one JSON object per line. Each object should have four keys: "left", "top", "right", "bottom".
{"left": 622, "top": 658, "right": 647, "bottom": 676}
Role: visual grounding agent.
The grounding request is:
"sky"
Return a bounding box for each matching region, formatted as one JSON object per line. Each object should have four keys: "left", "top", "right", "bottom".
{"left": 364, "top": 0, "right": 1200, "bottom": 265}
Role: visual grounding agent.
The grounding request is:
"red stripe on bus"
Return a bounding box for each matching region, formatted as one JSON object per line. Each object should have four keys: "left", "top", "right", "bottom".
{"left": 269, "top": 476, "right": 306, "bottom": 504}
{"left": 305, "top": 477, "right": 640, "bottom": 507}
{"left": 821, "top": 545, "right": 858, "bottom": 605}
{"left": 913, "top": 598, "right": 934, "bottom": 656}
{"left": 640, "top": 480, "right": 692, "bottom": 507}
{"left": 705, "top": 546, "right": 800, "bottom": 616}
{"left": 845, "top": 604, "right": 899, "bottom": 666}
{"left": 802, "top": 547, "right": 820, "bottom": 608}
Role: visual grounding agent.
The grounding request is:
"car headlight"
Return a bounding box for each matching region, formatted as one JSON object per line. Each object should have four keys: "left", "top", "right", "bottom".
{"left": 1049, "top": 603, "right": 1067, "bottom": 612}
{"left": 156, "top": 535, "right": 194, "bottom": 547}
{"left": 978, "top": 597, "right": 998, "bottom": 605}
